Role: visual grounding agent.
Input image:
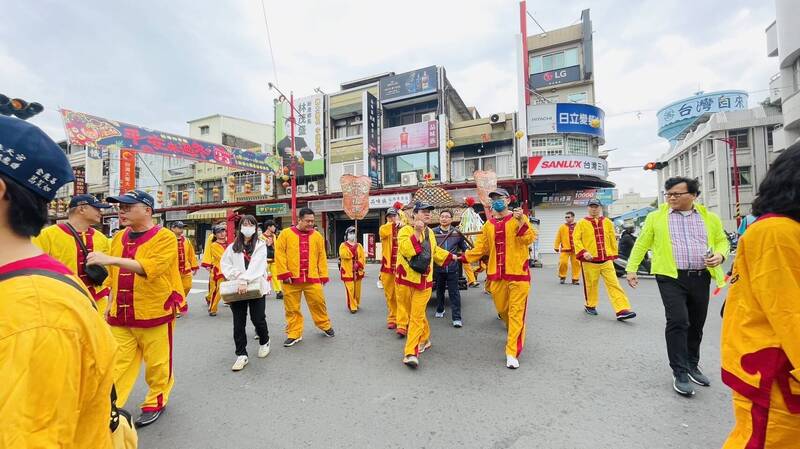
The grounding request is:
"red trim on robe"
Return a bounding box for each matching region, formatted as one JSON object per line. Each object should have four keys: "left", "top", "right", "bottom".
{"left": 0, "top": 254, "right": 73, "bottom": 276}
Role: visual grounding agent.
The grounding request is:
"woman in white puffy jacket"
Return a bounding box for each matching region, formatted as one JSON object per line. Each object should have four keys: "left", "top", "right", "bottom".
{"left": 221, "top": 214, "right": 272, "bottom": 371}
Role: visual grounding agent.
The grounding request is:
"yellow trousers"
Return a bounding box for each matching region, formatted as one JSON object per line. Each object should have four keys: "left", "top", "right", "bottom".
{"left": 343, "top": 279, "right": 362, "bottom": 312}
{"left": 404, "top": 287, "right": 433, "bottom": 357}
{"left": 395, "top": 284, "right": 412, "bottom": 332}
{"left": 268, "top": 262, "right": 282, "bottom": 293}
{"left": 208, "top": 277, "right": 222, "bottom": 314}
{"left": 380, "top": 273, "right": 397, "bottom": 325}
{"left": 181, "top": 274, "right": 193, "bottom": 297}
{"left": 463, "top": 263, "right": 477, "bottom": 285}
{"left": 111, "top": 322, "right": 175, "bottom": 412}
{"left": 491, "top": 280, "right": 530, "bottom": 357}
{"left": 558, "top": 252, "right": 580, "bottom": 281}
{"left": 283, "top": 282, "right": 332, "bottom": 339}
{"left": 723, "top": 389, "right": 800, "bottom": 449}
{"left": 581, "top": 261, "right": 631, "bottom": 313}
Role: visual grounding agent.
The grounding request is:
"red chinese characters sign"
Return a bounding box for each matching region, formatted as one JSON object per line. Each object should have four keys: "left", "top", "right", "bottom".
{"left": 72, "top": 166, "right": 86, "bottom": 195}
{"left": 120, "top": 149, "right": 136, "bottom": 194}
{"left": 60, "top": 109, "right": 274, "bottom": 173}
{"left": 340, "top": 175, "right": 371, "bottom": 220}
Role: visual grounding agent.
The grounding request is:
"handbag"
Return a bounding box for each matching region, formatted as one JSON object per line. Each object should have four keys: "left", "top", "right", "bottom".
{"left": 408, "top": 235, "right": 432, "bottom": 274}
{"left": 220, "top": 278, "right": 266, "bottom": 303}
{"left": 64, "top": 223, "right": 109, "bottom": 286}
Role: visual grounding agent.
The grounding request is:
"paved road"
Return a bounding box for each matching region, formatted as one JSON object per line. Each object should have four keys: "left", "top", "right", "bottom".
{"left": 131, "top": 263, "right": 733, "bottom": 449}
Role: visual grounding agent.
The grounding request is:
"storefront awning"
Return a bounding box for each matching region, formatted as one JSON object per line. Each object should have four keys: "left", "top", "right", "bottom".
{"left": 186, "top": 208, "right": 237, "bottom": 220}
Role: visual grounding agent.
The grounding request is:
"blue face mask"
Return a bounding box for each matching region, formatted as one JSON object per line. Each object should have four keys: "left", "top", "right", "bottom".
{"left": 491, "top": 199, "right": 507, "bottom": 212}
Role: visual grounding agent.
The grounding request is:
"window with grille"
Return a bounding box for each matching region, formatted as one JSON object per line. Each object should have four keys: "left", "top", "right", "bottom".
{"left": 728, "top": 128, "right": 750, "bottom": 149}
{"left": 566, "top": 137, "right": 589, "bottom": 156}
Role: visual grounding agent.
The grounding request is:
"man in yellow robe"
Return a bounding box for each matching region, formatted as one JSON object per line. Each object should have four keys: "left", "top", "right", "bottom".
{"left": 463, "top": 189, "right": 536, "bottom": 369}
{"left": 170, "top": 221, "right": 197, "bottom": 316}
{"left": 274, "top": 207, "right": 334, "bottom": 347}
{"left": 396, "top": 202, "right": 454, "bottom": 368}
{"left": 573, "top": 199, "right": 636, "bottom": 321}
{"left": 378, "top": 207, "right": 402, "bottom": 329}
{"left": 88, "top": 189, "right": 185, "bottom": 427}
{"left": 200, "top": 225, "right": 227, "bottom": 316}
{"left": 553, "top": 211, "right": 580, "bottom": 285}
{"left": 339, "top": 225, "right": 365, "bottom": 313}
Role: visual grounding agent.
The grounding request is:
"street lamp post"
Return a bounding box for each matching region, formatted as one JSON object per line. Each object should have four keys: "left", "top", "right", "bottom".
{"left": 714, "top": 137, "right": 741, "bottom": 227}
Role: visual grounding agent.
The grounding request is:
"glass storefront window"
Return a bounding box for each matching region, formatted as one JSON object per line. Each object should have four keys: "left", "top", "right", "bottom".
{"left": 384, "top": 151, "right": 439, "bottom": 185}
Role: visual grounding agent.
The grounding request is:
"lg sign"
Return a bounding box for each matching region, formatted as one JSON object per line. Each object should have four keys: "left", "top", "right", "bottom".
{"left": 530, "top": 65, "right": 581, "bottom": 89}
{"left": 542, "top": 70, "right": 567, "bottom": 82}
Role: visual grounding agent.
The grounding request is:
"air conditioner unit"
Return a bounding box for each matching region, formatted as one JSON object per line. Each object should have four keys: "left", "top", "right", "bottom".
{"left": 489, "top": 113, "right": 506, "bottom": 125}
{"left": 400, "top": 172, "right": 418, "bottom": 187}
{"left": 421, "top": 112, "right": 437, "bottom": 122}
{"left": 297, "top": 185, "right": 308, "bottom": 194}
{"left": 307, "top": 181, "right": 320, "bottom": 194}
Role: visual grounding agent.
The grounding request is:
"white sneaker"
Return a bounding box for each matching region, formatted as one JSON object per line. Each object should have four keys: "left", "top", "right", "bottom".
{"left": 506, "top": 355, "right": 520, "bottom": 369}
{"left": 231, "top": 355, "right": 248, "bottom": 371}
{"left": 434, "top": 311, "right": 445, "bottom": 318}
{"left": 258, "top": 341, "right": 270, "bottom": 358}
{"left": 419, "top": 340, "right": 432, "bottom": 353}
{"left": 377, "top": 280, "right": 383, "bottom": 289}
{"left": 403, "top": 355, "right": 419, "bottom": 368}
{"left": 453, "top": 320, "right": 463, "bottom": 328}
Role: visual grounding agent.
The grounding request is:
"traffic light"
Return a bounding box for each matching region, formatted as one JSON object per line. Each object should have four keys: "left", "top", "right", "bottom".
{"left": 644, "top": 161, "right": 668, "bottom": 171}
{"left": 0, "top": 94, "right": 44, "bottom": 120}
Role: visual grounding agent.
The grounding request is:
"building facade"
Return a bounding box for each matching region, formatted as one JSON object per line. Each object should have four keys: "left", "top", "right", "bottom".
{"left": 766, "top": 0, "right": 800, "bottom": 149}
{"left": 655, "top": 105, "right": 783, "bottom": 230}
{"left": 608, "top": 191, "right": 657, "bottom": 217}
{"left": 517, "top": 8, "right": 614, "bottom": 259}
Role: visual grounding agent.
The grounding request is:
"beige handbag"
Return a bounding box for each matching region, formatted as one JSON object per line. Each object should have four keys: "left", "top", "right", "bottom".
{"left": 220, "top": 278, "right": 266, "bottom": 303}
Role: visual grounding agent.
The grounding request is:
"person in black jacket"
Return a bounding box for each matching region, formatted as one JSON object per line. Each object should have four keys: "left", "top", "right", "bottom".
{"left": 432, "top": 210, "right": 469, "bottom": 328}
{"left": 618, "top": 225, "right": 636, "bottom": 260}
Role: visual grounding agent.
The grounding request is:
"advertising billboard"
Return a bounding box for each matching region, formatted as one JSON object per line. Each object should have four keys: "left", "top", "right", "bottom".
{"left": 527, "top": 103, "right": 604, "bottom": 140}
{"left": 363, "top": 91, "right": 380, "bottom": 187}
{"left": 530, "top": 65, "right": 581, "bottom": 89}
{"left": 60, "top": 109, "right": 273, "bottom": 173}
{"left": 381, "top": 121, "right": 438, "bottom": 155}
{"left": 275, "top": 94, "right": 324, "bottom": 177}
{"left": 119, "top": 149, "right": 137, "bottom": 194}
{"left": 527, "top": 155, "right": 608, "bottom": 179}
{"left": 657, "top": 90, "right": 748, "bottom": 142}
{"left": 379, "top": 66, "right": 438, "bottom": 103}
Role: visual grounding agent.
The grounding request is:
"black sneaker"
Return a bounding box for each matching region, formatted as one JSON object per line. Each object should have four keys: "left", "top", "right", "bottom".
{"left": 673, "top": 373, "right": 696, "bottom": 397}
{"left": 572, "top": 280, "right": 580, "bottom": 285}
{"left": 135, "top": 409, "right": 163, "bottom": 428}
{"left": 688, "top": 366, "right": 711, "bottom": 387}
{"left": 276, "top": 292, "right": 283, "bottom": 300}
{"left": 584, "top": 306, "right": 598, "bottom": 316}
{"left": 559, "top": 278, "right": 566, "bottom": 284}
{"left": 283, "top": 337, "right": 302, "bottom": 347}
{"left": 323, "top": 328, "right": 335, "bottom": 337}
{"left": 616, "top": 310, "right": 637, "bottom": 321}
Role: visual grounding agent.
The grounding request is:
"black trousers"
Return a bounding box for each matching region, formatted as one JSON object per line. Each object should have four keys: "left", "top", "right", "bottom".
{"left": 655, "top": 271, "right": 711, "bottom": 375}
{"left": 231, "top": 296, "right": 270, "bottom": 356}
{"left": 435, "top": 269, "right": 461, "bottom": 321}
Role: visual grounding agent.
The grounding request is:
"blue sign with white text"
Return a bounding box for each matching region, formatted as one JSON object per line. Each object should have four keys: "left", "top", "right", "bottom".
{"left": 554, "top": 103, "right": 605, "bottom": 140}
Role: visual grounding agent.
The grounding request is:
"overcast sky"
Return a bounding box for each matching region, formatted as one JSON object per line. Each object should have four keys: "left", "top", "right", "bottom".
{"left": 2, "top": 0, "right": 778, "bottom": 196}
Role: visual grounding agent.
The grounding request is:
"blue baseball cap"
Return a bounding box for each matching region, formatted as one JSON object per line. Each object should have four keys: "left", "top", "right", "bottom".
{"left": 69, "top": 194, "right": 111, "bottom": 209}
{"left": 0, "top": 115, "right": 74, "bottom": 201}
{"left": 413, "top": 201, "right": 435, "bottom": 212}
{"left": 106, "top": 189, "right": 155, "bottom": 209}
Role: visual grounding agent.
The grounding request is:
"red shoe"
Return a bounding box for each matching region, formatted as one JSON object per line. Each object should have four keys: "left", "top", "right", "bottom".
{"left": 387, "top": 322, "right": 397, "bottom": 330}
{"left": 396, "top": 328, "right": 407, "bottom": 337}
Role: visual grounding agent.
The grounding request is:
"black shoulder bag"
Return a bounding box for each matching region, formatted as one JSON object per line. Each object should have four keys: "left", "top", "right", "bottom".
{"left": 64, "top": 223, "right": 109, "bottom": 286}
{"left": 408, "top": 234, "right": 432, "bottom": 274}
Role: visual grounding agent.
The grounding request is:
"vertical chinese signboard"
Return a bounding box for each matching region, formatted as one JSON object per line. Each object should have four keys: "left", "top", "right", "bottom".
{"left": 72, "top": 166, "right": 86, "bottom": 195}
{"left": 363, "top": 91, "right": 380, "bottom": 188}
{"left": 119, "top": 149, "right": 136, "bottom": 194}
{"left": 275, "top": 94, "right": 324, "bottom": 177}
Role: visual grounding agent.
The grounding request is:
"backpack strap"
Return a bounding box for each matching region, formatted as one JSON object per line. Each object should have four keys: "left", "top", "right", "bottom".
{"left": 0, "top": 268, "right": 96, "bottom": 310}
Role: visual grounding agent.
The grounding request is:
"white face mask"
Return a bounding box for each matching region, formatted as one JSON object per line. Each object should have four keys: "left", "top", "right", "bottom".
{"left": 347, "top": 233, "right": 356, "bottom": 242}
{"left": 241, "top": 226, "right": 256, "bottom": 238}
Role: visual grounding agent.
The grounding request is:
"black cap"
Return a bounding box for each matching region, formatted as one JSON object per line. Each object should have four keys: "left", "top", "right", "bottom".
{"left": 68, "top": 194, "right": 111, "bottom": 209}
{"left": 413, "top": 201, "right": 435, "bottom": 212}
{"left": 106, "top": 189, "right": 155, "bottom": 208}
{"left": 489, "top": 188, "right": 510, "bottom": 198}
{"left": 0, "top": 115, "right": 74, "bottom": 201}
{"left": 587, "top": 199, "right": 602, "bottom": 206}
{"left": 386, "top": 207, "right": 399, "bottom": 216}
{"left": 170, "top": 221, "right": 186, "bottom": 228}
